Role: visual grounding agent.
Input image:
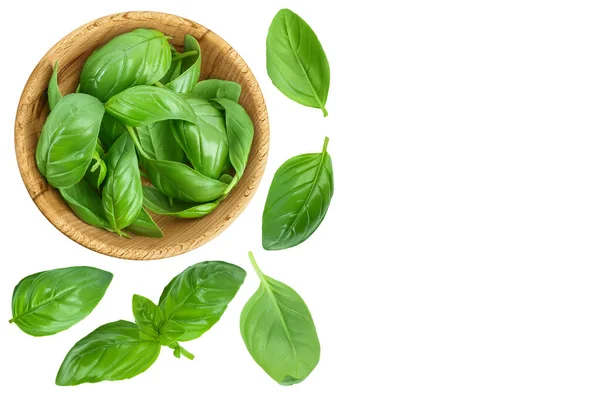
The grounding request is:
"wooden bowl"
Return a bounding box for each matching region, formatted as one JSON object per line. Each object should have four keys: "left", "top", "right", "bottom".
{"left": 14, "top": 11, "right": 269, "bottom": 260}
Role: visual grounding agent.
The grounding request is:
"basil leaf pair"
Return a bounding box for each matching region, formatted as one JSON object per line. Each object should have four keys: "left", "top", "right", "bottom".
{"left": 56, "top": 261, "right": 246, "bottom": 386}
{"left": 10, "top": 267, "right": 113, "bottom": 337}
{"left": 240, "top": 252, "right": 320, "bottom": 385}
{"left": 262, "top": 137, "right": 334, "bottom": 250}
{"left": 267, "top": 9, "right": 330, "bottom": 116}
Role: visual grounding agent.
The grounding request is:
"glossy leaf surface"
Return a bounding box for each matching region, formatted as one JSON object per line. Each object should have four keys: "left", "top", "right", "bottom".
{"left": 99, "top": 114, "right": 128, "bottom": 148}
{"left": 193, "top": 79, "right": 242, "bottom": 102}
{"left": 125, "top": 208, "right": 164, "bottom": 238}
{"left": 135, "top": 121, "right": 185, "bottom": 164}
{"left": 59, "top": 180, "right": 111, "bottom": 230}
{"left": 132, "top": 294, "right": 164, "bottom": 338}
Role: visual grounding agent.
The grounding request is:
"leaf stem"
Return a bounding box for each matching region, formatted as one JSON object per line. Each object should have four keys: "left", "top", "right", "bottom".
{"left": 178, "top": 345, "right": 195, "bottom": 360}
{"left": 322, "top": 136, "right": 330, "bottom": 153}
{"left": 8, "top": 318, "right": 14, "bottom": 324}
{"left": 248, "top": 251, "right": 266, "bottom": 282}
{"left": 171, "top": 50, "right": 198, "bottom": 62}
{"left": 321, "top": 106, "right": 328, "bottom": 117}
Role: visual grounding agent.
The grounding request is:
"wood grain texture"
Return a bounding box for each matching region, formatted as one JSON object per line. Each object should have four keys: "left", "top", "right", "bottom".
{"left": 14, "top": 11, "right": 270, "bottom": 260}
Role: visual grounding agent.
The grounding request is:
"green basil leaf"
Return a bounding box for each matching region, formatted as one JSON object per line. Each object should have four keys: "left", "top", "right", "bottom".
{"left": 172, "top": 95, "right": 228, "bottom": 178}
{"left": 60, "top": 180, "right": 111, "bottom": 230}
{"left": 160, "top": 58, "right": 183, "bottom": 84}
{"left": 240, "top": 252, "right": 320, "bottom": 385}
{"left": 36, "top": 94, "right": 105, "bottom": 188}
{"left": 144, "top": 158, "right": 228, "bottom": 203}
{"left": 159, "top": 261, "right": 246, "bottom": 342}
{"left": 266, "top": 9, "right": 330, "bottom": 116}
{"left": 99, "top": 114, "right": 128, "bottom": 148}
{"left": 211, "top": 97, "right": 254, "bottom": 178}
{"left": 143, "top": 186, "right": 218, "bottom": 218}
{"left": 125, "top": 208, "right": 164, "bottom": 238}
{"left": 105, "top": 85, "right": 196, "bottom": 127}
{"left": 158, "top": 320, "right": 185, "bottom": 346}
{"left": 135, "top": 121, "right": 185, "bottom": 163}
{"left": 102, "top": 134, "right": 143, "bottom": 235}
{"left": 48, "top": 61, "right": 62, "bottom": 110}
{"left": 10, "top": 266, "right": 113, "bottom": 337}
{"left": 262, "top": 137, "right": 333, "bottom": 250}
{"left": 55, "top": 320, "right": 160, "bottom": 386}
{"left": 193, "top": 79, "right": 242, "bottom": 102}
{"left": 85, "top": 149, "right": 107, "bottom": 190}
{"left": 166, "top": 35, "right": 201, "bottom": 93}
{"left": 132, "top": 295, "right": 164, "bottom": 338}
{"left": 219, "top": 173, "right": 234, "bottom": 184}
{"left": 79, "top": 29, "right": 171, "bottom": 102}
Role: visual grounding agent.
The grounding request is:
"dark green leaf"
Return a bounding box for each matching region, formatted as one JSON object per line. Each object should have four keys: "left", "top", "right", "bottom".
{"left": 85, "top": 148, "right": 107, "bottom": 190}
{"left": 55, "top": 320, "right": 160, "bottom": 386}
{"left": 10, "top": 266, "right": 112, "bottom": 337}
{"left": 145, "top": 158, "right": 228, "bottom": 203}
{"left": 160, "top": 58, "right": 183, "bottom": 84}
{"left": 211, "top": 97, "right": 254, "bottom": 178}
{"left": 262, "top": 137, "right": 333, "bottom": 250}
{"left": 166, "top": 35, "right": 201, "bottom": 93}
{"left": 79, "top": 29, "right": 171, "bottom": 102}
{"left": 48, "top": 61, "right": 62, "bottom": 110}
{"left": 159, "top": 261, "right": 246, "bottom": 342}
{"left": 172, "top": 95, "right": 228, "bottom": 178}
{"left": 143, "top": 186, "right": 218, "bottom": 218}
{"left": 132, "top": 295, "right": 164, "bottom": 338}
{"left": 126, "top": 208, "right": 164, "bottom": 238}
{"left": 193, "top": 79, "right": 242, "bottom": 102}
{"left": 59, "top": 180, "right": 111, "bottom": 230}
{"left": 36, "top": 94, "right": 104, "bottom": 188}
{"left": 266, "top": 9, "right": 330, "bottom": 116}
{"left": 105, "top": 85, "right": 196, "bottom": 127}
{"left": 240, "top": 253, "right": 320, "bottom": 385}
{"left": 99, "top": 114, "right": 128, "bottom": 148}
{"left": 102, "top": 134, "right": 143, "bottom": 235}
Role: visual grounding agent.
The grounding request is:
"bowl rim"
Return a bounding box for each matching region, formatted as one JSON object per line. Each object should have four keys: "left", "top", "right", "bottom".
{"left": 14, "top": 11, "right": 269, "bottom": 260}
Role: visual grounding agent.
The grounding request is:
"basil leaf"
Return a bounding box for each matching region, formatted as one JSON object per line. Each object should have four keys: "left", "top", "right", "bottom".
{"left": 159, "top": 261, "right": 246, "bottom": 342}
{"left": 143, "top": 185, "right": 218, "bottom": 218}
{"left": 55, "top": 320, "right": 161, "bottom": 386}
{"left": 160, "top": 58, "right": 183, "bottom": 84}
{"left": 172, "top": 95, "right": 228, "bottom": 178}
{"left": 59, "top": 180, "right": 111, "bottom": 230}
{"left": 240, "top": 252, "right": 320, "bottom": 385}
{"left": 10, "top": 266, "right": 112, "bottom": 337}
{"left": 99, "top": 114, "right": 128, "bottom": 148}
{"left": 125, "top": 208, "right": 164, "bottom": 238}
{"left": 105, "top": 85, "right": 196, "bottom": 127}
{"left": 79, "top": 29, "right": 171, "bottom": 102}
{"left": 36, "top": 94, "right": 105, "bottom": 188}
{"left": 158, "top": 320, "right": 185, "bottom": 346}
{"left": 132, "top": 294, "right": 164, "bottom": 338}
{"left": 166, "top": 35, "right": 201, "bottom": 93}
{"left": 211, "top": 97, "right": 254, "bottom": 178}
{"left": 85, "top": 149, "right": 107, "bottom": 190}
{"left": 135, "top": 121, "right": 185, "bottom": 163}
{"left": 266, "top": 9, "right": 330, "bottom": 116}
{"left": 145, "top": 158, "right": 228, "bottom": 203}
{"left": 219, "top": 173, "right": 234, "bottom": 184}
{"left": 262, "top": 137, "right": 333, "bottom": 250}
{"left": 48, "top": 61, "right": 62, "bottom": 110}
{"left": 193, "top": 79, "right": 242, "bottom": 102}
{"left": 102, "top": 134, "right": 143, "bottom": 235}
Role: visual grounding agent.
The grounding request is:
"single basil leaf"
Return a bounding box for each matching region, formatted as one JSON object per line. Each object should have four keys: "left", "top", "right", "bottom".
{"left": 79, "top": 29, "right": 171, "bottom": 102}
{"left": 263, "top": 137, "right": 333, "bottom": 250}
{"left": 99, "top": 114, "right": 128, "bottom": 148}
{"left": 55, "top": 320, "right": 160, "bottom": 386}
{"left": 159, "top": 261, "right": 246, "bottom": 342}
{"left": 193, "top": 79, "right": 242, "bottom": 102}
{"left": 36, "top": 94, "right": 105, "bottom": 188}
{"left": 135, "top": 121, "right": 185, "bottom": 164}
{"left": 125, "top": 208, "right": 163, "bottom": 238}
{"left": 102, "top": 134, "right": 143, "bottom": 235}
{"left": 144, "top": 158, "right": 228, "bottom": 203}
{"left": 132, "top": 295, "right": 164, "bottom": 338}
{"left": 172, "top": 95, "right": 228, "bottom": 178}
{"left": 241, "top": 252, "right": 320, "bottom": 385}
{"left": 211, "top": 97, "right": 254, "bottom": 179}
{"left": 158, "top": 320, "right": 185, "bottom": 346}
{"left": 105, "top": 85, "right": 196, "bottom": 127}
{"left": 48, "top": 61, "right": 62, "bottom": 110}
{"left": 266, "top": 9, "right": 330, "bottom": 116}
{"left": 166, "top": 35, "right": 201, "bottom": 93}
{"left": 60, "top": 180, "right": 111, "bottom": 230}
{"left": 10, "top": 266, "right": 113, "bottom": 337}
{"left": 143, "top": 185, "right": 218, "bottom": 218}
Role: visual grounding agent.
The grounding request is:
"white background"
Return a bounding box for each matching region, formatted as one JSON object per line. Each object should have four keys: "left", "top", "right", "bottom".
{"left": 1, "top": 0, "right": 599, "bottom": 398}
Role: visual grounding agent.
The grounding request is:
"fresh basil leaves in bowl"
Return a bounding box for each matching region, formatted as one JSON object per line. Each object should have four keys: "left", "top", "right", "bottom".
{"left": 14, "top": 11, "right": 269, "bottom": 260}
